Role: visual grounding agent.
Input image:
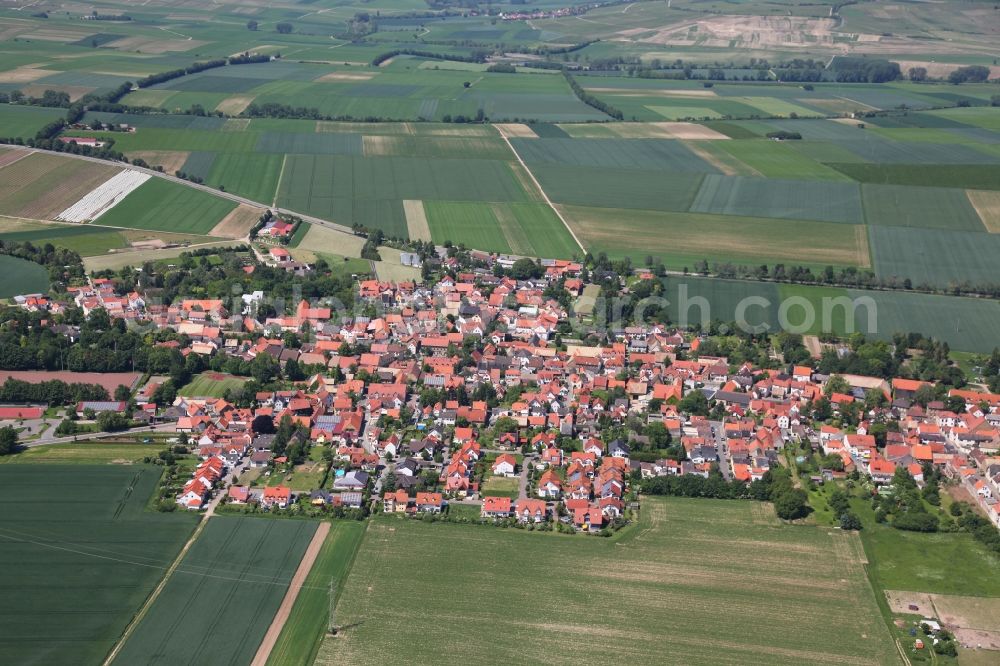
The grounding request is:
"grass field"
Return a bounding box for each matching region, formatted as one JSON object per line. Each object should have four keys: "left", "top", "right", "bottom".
{"left": 316, "top": 498, "right": 899, "bottom": 665}
{"left": 177, "top": 372, "right": 246, "bottom": 398}
{"left": 861, "top": 185, "right": 985, "bottom": 232}
{"left": 868, "top": 226, "right": 1000, "bottom": 288}
{"left": 112, "top": 516, "right": 317, "bottom": 666}
{"left": 0, "top": 441, "right": 170, "bottom": 465}
{"left": 98, "top": 178, "right": 237, "bottom": 234}
{"left": 0, "top": 254, "right": 49, "bottom": 297}
{"left": 425, "top": 201, "right": 579, "bottom": 258}
{"left": 0, "top": 104, "right": 65, "bottom": 138}
{"left": 265, "top": 521, "right": 366, "bottom": 666}
{"left": 0, "top": 465, "right": 196, "bottom": 665}
{"left": 481, "top": 475, "right": 519, "bottom": 498}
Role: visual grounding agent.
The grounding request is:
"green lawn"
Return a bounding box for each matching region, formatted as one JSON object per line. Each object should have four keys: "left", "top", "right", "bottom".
{"left": 265, "top": 521, "right": 366, "bottom": 666}
{"left": 0, "top": 441, "right": 167, "bottom": 465}
{"left": 315, "top": 498, "right": 899, "bottom": 665}
{"left": 0, "top": 254, "right": 49, "bottom": 298}
{"left": 481, "top": 475, "right": 519, "bottom": 499}
{"left": 177, "top": 372, "right": 246, "bottom": 398}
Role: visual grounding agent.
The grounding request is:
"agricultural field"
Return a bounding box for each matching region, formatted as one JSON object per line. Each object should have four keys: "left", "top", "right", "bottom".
{"left": 97, "top": 178, "right": 237, "bottom": 234}
{"left": 0, "top": 104, "right": 65, "bottom": 138}
{"left": 177, "top": 372, "right": 246, "bottom": 399}
{"left": 0, "top": 465, "right": 196, "bottom": 665}
{"left": 655, "top": 276, "right": 1000, "bottom": 352}
{"left": 0, "top": 440, "right": 172, "bottom": 465}
{"left": 316, "top": 497, "right": 899, "bottom": 665}
{"left": 425, "top": 201, "right": 579, "bottom": 258}
{"left": 111, "top": 516, "right": 318, "bottom": 666}
{"left": 0, "top": 254, "right": 49, "bottom": 298}
{"left": 265, "top": 521, "right": 366, "bottom": 666}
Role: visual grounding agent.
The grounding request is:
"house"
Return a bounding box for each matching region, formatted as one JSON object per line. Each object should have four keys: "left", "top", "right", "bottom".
{"left": 333, "top": 470, "right": 369, "bottom": 490}
{"left": 481, "top": 496, "right": 513, "bottom": 519}
{"left": 249, "top": 450, "right": 271, "bottom": 468}
{"left": 262, "top": 485, "right": 291, "bottom": 508}
{"left": 608, "top": 439, "right": 630, "bottom": 460}
{"left": 515, "top": 498, "right": 548, "bottom": 523}
{"left": 269, "top": 247, "right": 291, "bottom": 264}
{"left": 491, "top": 453, "right": 517, "bottom": 477}
{"left": 383, "top": 489, "right": 409, "bottom": 513}
{"left": 227, "top": 486, "right": 250, "bottom": 504}
{"left": 537, "top": 470, "right": 562, "bottom": 499}
{"left": 415, "top": 492, "right": 444, "bottom": 513}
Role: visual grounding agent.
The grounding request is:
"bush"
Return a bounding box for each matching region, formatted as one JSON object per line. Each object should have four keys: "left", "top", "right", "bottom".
{"left": 892, "top": 512, "right": 939, "bottom": 532}
{"left": 774, "top": 489, "right": 810, "bottom": 520}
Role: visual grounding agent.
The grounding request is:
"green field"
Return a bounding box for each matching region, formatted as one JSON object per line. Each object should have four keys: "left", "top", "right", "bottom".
{"left": 0, "top": 465, "right": 196, "bottom": 665}
{"left": 0, "top": 441, "right": 171, "bottom": 465}
{"left": 112, "top": 516, "right": 317, "bottom": 666}
{"left": 265, "top": 521, "right": 366, "bottom": 666}
{"left": 0, "top": 254, "right": 50, "bottom": 297}
{"left": 316, "top": 498, "right": 899, "bottom": 665}
{"left": 0, "top": 104, "right": 66, "bottom": 138}
{"left": 861, "top": 184, "right": 984, "bottom": 231}
{"left": 98, "top": 178, "right": 236, "bottom": 234}
{"left": 425, "top": 201, "right": 579, "bottom": 258}
{"left": 177, "top": 372, "right": 246, "bottom": 398}
{"left": 868, "top": 226, "right": 1000, "bottom": 288}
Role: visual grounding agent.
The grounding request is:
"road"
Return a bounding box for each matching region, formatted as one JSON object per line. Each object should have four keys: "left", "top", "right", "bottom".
{"left": 708, "top": 420, "right": 733, "bottom": 481}
{"left": 20, "top": 422, "right": 178, "bottom": 449}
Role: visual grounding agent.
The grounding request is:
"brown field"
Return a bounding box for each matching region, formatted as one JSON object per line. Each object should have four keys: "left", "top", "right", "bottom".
{"left": 967, "top": 190, "right": 1000, "bottom": 233}
{"left": 0, "top": 153, "right": 121, "bottom": 220}
{"left": 315, "top": 71, "right": 377, "bottom": 82}
{"left": 617, "top": 16, "right": 851, "bottom": 50}
{"left": 298, "top": 224, "right": 367, "bottom": 256}
{"left": 0, "top": 67, "right": 57, "bottom": 83}
{"left": 83, "top": 241, "right": 243, "bottom": 272}
{"left": 586, "top": 87, "right": 719, "bottom": 98}
{"left": 0, "top": 149, "right": 32, "bottom": 170}
{"left": 215, "top": 95, "right": 256, "bottom": 116}
{"left": 103, "top": 36, "right": 206, "bottom": 54}
{"left": 19, "top": 84, "right": 93, "bottom": 102}
{"left": 494, "top": 123, "right": 538, "bottom": 139}
{"left": 402, "top": 200, "right": 431, "bottom": 242}
{"left": 126, "top": 151, "right": 190, "bottom": 175}
{"left": 682, "top": 141, "right": 759, "bottom": 176}
{"left": 210, "top": 203, "right": 263, "bottom": 238}
{"left": 0, "top": 370, "right": 141, "bottom": 393}
{"left": 559, "top": 205, "right": 869, "bottom": 267}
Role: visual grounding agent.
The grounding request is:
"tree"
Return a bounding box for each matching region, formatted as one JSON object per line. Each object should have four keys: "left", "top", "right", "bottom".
{"left": 276, "top": 22, "right": 293, "bottom": 34}
{"left": 0, "top": 426, "right": 17, "bottom": 455}
{"left": 678, "top": 390, "right": 709, "bottom": 417}
{"left": 907, "top": 67, "right": 927, "bottom": 81}
{"left": 247, "top": 20, "right": 258, "bottom": 31}
{"left": 774, "top": 488, "right": 810, "bottom": 520}
{"left": 645, "top": 421, "right": 672, "bottom": 449}
{"left": 114, "top": 384, "right": 131, "bottom": 401}
{"left": 839, "top": 511, "right": 862, "bottom": 531}
{"left": 97, "top": 410, "right": 130, "bottom": 432}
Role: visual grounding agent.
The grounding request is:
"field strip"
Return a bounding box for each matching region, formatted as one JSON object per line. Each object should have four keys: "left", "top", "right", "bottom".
{"left": 101, "top": 515, "right": 211, "bottom": 666}
{"left": 682, "top": 141, "right": 753, "bottom": 176}
{"left": 402, "top": 199, "right": 432, "bottom": 241}
{"left": 490, "top": 203, "right": 533, "bottom": 256}
{"left": 272, "top": 155, "right": 288, "bottom": 208}
{"left": 855, "top": 225, "right": 872, "bottom": 268}
{"left": 250, "top": 522, "right": 330, "bottom": 666}
{"left": 56, "top": 170, "right": 150, "bottom": 223}
{"left": 834, "top": 95, "right": 880, "bottom": 111}
{"left": 493, "top": 124, "right": 585, "bottom": 254}
{"left": 495, "top": 123, "right": 538, "bottom": 139}
{"left": 967, "top": 189, "right": 1000, "bottom": 233}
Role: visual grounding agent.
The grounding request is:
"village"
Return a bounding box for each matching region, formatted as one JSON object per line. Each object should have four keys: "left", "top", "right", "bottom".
{"left": 7, "top": 245, "right": 999, "bottom": 538}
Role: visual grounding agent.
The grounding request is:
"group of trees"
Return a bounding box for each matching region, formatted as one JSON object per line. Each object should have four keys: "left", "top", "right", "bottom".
{"left": 641, "top": 467, "right": 808, "bottom": 519}
{"left": 0, "top": 378, "right": 108, "bottom": 406}
{"left": 872, "top": 466, "right": 940, "bottom": 532}
{"left": 563, "top": 71, "right": 623, "bottom": 120}
{"left": 830, "top": 57, "right": 901, "bottom": 83}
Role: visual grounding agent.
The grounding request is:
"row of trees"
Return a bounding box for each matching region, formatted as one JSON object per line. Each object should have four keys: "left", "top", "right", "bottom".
{"left": 562, "top": 71, "right": 623, "bottom": 120}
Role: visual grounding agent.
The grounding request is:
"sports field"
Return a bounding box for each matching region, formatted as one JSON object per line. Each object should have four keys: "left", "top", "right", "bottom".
{"left": 177, "top": 372, "right": 246, "bottom": 399}
{"left": 317, "top": 498, "right": 899, "bottom": 665}
{"left": 112, "top": 517, "right": 318, "bottom": 666}
{"left": 0, "top": 465, "right": 196, "bottom": 665}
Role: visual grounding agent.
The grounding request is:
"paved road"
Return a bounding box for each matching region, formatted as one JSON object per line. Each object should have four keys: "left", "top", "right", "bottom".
{"left": 708, "top": 419, "right": 733, "bottom": 481}
{"left": 20, "top": 422, "right": 178, "bottom": 449}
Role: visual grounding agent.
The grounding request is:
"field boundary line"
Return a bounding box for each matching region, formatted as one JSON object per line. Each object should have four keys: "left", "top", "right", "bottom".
{"left": 102, "top": 514, "right": 211, "bottom": 666}
{"left": 272, "top": 154, "right": 288, "bottom": 208}
{"left": 492, "top": 123, "right": 586, "bottom": 255}
{"left": 0, "top": 148, "right": 34, "bottom": 171}
{"left": 250, "top": 521, "right": 330, "bottom": 666}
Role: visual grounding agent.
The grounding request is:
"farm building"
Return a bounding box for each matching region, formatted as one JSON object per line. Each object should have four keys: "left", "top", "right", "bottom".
{"left": 75, "top": 400, "right": 127, "bottom": 417}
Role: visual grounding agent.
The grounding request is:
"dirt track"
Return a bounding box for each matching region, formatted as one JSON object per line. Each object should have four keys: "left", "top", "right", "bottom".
{"left": 250, "top": 521, "right": 330, "bottom": 666}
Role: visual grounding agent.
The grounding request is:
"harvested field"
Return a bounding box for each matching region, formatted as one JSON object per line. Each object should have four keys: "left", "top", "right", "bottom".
{"left": 126, "top": 151, "right": 190, "bottom": 175}
{"left": 0, "top": 152, "right": 121, "bottom": 221}
{"left": 210, "top": 204, "right": 264, "bottom": 239}
{"left": 0, "top": 370, "right": 141, "bottom": 393}
{"left": 317, "top": 498, "right": 899, "bottom": 666}
{"left": 298, "top": 224, "right": 367, "bottom": 257}
{"left": 222, "top": 118, "right": 251, "bottom": 131}
{"left": 19, "top": 83, "right": 93, "bottom": 102}
{"left": 315, "top": 71, "right": 377, "bottom": 82}
{"left": 494, "top": 123, "right": 538, "bottom": 139}
{"left": 0, "top": 67, "right": 57, "bottom": 83}
{"left": 967, "top": 190, "right": 1000, "bottom": 233}
{"left": 0, "top": 149, "right": 29, "bottom": 170}
{"left": 402, "top": 200, "right": 431, "bottom": 241}
{"left": 215, "top": 95, "right": 256, "bottom": 115}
